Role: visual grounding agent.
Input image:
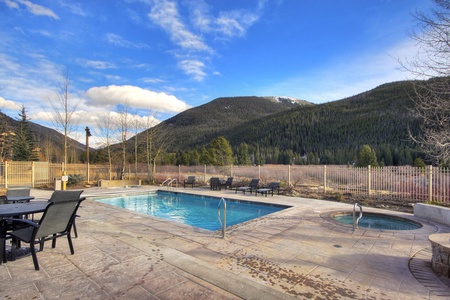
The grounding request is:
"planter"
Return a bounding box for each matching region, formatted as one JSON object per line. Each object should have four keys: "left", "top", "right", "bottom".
{"left": 414, "top": 203, "right": 450, "bottom": 226}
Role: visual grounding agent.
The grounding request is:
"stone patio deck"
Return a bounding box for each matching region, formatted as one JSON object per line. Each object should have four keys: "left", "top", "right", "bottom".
{"left": 1, "top": 186, "right": 449, "bottom": 299}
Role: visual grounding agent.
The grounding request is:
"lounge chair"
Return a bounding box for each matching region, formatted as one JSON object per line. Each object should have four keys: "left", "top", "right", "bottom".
{"left": 220, "top": 177, "right": 233, "bottom": 190}
{"left": 255, "top": 182, "right": 280, "bottom": 197}
{"left": 184, "top": 176, "right": 196, "bottom": 188}
{"left": 7, "top": 192, "right": 85, "bottom": 270}
{"left": 210, "top": 177, "right": 221, "bottom": 190}
{"left": 235, "top": 179, "right": 260, "bottom": 195}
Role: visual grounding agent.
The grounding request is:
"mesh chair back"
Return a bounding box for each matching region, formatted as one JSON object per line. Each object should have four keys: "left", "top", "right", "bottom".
{"left": 49, "top": 190, "right": 83, "bottom": 203}
{"left": 7, "top": 188, "right": 31, "bottom": 197}
{"left": 37, "top": 198, "right": 84, "bottom": 238}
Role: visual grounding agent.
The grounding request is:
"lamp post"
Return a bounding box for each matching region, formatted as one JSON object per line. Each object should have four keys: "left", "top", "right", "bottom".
{"left": 85, "top": 126, "right": 92, "bottom": 183}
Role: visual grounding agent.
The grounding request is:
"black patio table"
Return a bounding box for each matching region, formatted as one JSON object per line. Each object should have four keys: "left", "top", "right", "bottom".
{"left": 0, "top": 202, "right": 48, "bottom": 263}
{"left": 0, "top": 202, "right": 48, "bottom": 218}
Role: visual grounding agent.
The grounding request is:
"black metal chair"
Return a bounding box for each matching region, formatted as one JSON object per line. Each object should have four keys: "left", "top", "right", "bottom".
{"left": 6, "top": 192, "right": 85, "bottom": 270}
{"left": 235, "top": 179, "right": 260, "bottom": 195}
{"left": 220, "top": 177, "right": 233, "bottom": 190}
{"left": 210, "top": 177, "right": 221, "bottom": 190}
{"left": 183, "top": 176, "right": 196, "bottom": 188}
{"left": 255, "top": 182, "right": 280, "bottom": 197}
{"left": 48, "top": 190, "right": 84, "bottom": 238}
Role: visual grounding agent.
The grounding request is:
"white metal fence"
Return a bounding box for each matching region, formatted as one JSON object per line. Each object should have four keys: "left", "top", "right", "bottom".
{"left": 0, "top": 162, "right": 448, "bottom": 203}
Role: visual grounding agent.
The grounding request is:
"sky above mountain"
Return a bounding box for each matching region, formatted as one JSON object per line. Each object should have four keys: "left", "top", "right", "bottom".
{"left": 0, "top": 0, "right": 432, "bottom": 146}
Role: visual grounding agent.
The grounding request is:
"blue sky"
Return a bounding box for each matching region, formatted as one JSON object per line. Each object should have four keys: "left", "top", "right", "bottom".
{"left": 0, "top": 0, "right": 432, "bottom": 146}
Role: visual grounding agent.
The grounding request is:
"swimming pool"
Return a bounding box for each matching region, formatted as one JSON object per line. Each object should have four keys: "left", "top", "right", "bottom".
{"left": 94, "top": 191, "right": 289, "bottom": 231}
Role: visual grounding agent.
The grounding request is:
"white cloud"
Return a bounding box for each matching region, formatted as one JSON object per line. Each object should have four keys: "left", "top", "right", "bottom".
{"left": 148, "top": 0, "right": 211, "bottom": 52}
{"left": 0, "top": 96, "right": 22, "bottom": 111}
{"left": 77, "top": 59, "right": 116, "bottom": 70}
{"left": 178, "top": 60, "right": 206, "bottom": 81}
{"left": 85, "top": 85, "right": 191, "bottom": 114}
{"left": 105, "top": 33, "right": 149, "bottom": 49}
{"left": 3, "top": 0, "right": 19, "bottom": 9}
{"left": 5, "top": 0, "right": 60, "bottom": 19}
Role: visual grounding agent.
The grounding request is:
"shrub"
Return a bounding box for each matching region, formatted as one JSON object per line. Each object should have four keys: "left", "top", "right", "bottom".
{"left": 67, "top": 174, "right": 84, "bottom": 186}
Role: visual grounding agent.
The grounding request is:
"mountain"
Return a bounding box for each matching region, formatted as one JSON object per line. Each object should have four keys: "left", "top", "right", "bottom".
{"left": 0, "top": 111, "right": 86, "bottom": 162}
{"left": 157, "top": 80, "right": 423, "bottom": 165}
{"left": 160, "top": 96, "right": 313, "bottom": 149}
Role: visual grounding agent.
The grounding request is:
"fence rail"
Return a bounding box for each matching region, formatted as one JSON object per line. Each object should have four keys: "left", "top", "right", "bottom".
{"left": 0, "top": 162, "right": 448, "bottom": 203}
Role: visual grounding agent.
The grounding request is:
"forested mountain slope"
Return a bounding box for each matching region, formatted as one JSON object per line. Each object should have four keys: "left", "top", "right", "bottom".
{"left": 160, "top": 96, "right": 312, "bottom": 149}
{"left": 162, "top": 80, "right": 422, "bottom": 165}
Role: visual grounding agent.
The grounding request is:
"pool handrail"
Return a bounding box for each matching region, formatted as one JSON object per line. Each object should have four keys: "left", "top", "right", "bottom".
{"left": 217, "top": 198, "right": 227, "bottom": 239}
{"left": 353, "top": 203, "right": 363, "bottom": 230}
{"left": 168, "top": 178, "right": 178, "bottom": 189}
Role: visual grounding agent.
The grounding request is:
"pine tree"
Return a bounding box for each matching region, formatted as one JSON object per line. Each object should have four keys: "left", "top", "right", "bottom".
{"left": 356, "top": 145, "right": 379, "bottom": 167}
{"left": 13, "top": 105, "right": 39, "bottom": 161}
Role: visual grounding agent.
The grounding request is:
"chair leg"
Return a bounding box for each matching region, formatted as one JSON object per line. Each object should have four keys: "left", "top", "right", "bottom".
{"left": 39, "top": 239, "right": 45, "bottom": 251}
{"left": 73, "top": 218, "right": 78, "bottom": 238}
{"left": 30, "top": 241, "right": 39, "bottom": 271}
{"left": 0, "top": 221, "right": 6, "bottom": 264}
{"left": 51, "top": 234, "right": 57, "bottom": 248}
{"left": 67, "top": 234, "right": 74, "bottom": 255}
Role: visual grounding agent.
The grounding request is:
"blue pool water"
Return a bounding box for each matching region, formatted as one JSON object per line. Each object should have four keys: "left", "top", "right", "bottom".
{"left": 333, "top": 213, "right": 422, "bottom": 230}
{"left": 94, "top": 191, "right": 289, "bottom": 231}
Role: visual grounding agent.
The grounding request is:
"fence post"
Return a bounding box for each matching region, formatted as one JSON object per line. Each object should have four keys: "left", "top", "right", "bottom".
{"left": 31, "top": 161, "right": 35, "bottom": 188}
{"left": 368, "top": 165, "right": 371, "bottom": 196}
{"left": 204, "top": 165, "right": 206, "bottom": 184}
{"left": 324, "top": 165, "right": 327, "bottom": 192}
{"left": 5, "top": 161, "right": 8, "bottom": 189}
{"left": 258, "top": 165, "right": 261, "bottom": 179}
{"left": 288, "top": 165, "right": 291, "bottom": 187}
{"left": 178, "top": 165, "right": 181, "bottom": 182}
{"left": 429, "top": 165, "right": 433, "bottom": 202}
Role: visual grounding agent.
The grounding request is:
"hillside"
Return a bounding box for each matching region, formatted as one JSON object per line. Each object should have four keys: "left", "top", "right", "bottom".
{"left": 159, "top": 80, "right": 423, "bottom": 165}
{"left": 160, "top": 96, "right": 312, "bottom": 149}
{"left": 0, "top": 111, "right": 86, "bottom": 162}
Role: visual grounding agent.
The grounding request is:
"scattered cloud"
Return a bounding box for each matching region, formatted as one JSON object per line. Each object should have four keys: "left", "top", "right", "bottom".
{"left": 85, "top": 85, "right": 191, "bottom": 114}
{"left": 0, "top": 96, "right": 22, "bottom": 111}
{"left": 105, "top": 33, "right": 149, "bottom": 49}
{"left": 147, "top": 0, "right": 265, "bottom": 80}
{"left": 4, "top": 0, "right": 59, "bottom": 19}
{"left": 178, "top": 60, "right": 206, "bottom": 81}
{"left": 141, "top": 77, "right": 165, "bottom": 84}
{"left": 77, "top": 59, "right": 116, "bottom": 70}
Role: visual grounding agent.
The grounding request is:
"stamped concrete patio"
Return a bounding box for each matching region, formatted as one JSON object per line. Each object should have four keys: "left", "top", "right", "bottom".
{"left": 1, "top": 186, "right": 449, "bottom": 299}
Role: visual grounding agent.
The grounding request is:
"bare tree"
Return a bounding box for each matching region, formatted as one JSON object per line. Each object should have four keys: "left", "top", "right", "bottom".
{"left": 132, "top": 113, "right": 145, "bottom": 180}
{"left": 401, "top": 0, "right": 450, "bottom": 164}
{"left": 143, "top": 110, "right": 160, "bottom": 183}
{"left": 116, "top": 101, "right": 130, "bottom": 179}
{"left": 48, "top": 69, "right": 80, "bottom": 179}
{"left": 97, "top": 112, "right": 117, "bottom": 180}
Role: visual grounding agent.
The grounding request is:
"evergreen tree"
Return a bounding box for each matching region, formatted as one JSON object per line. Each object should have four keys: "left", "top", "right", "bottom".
{"left": 13, "top": 105, "right": 39, "bottom": 161}
{"left": 236, "top": 143, "right": 251, "bottom": 165}
{"left": 207, "top": 136, "right": 233, "bottom": 166}
{"left": 356, "top": 145, "right": 379, "bottom": 167}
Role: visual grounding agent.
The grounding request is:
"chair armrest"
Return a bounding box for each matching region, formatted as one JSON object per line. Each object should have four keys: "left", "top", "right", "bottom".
{"left": 9, "top": 218, "right": 40, "bottom": 228}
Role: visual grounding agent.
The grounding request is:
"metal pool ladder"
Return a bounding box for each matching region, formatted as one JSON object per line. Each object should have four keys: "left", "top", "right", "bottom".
{"left": 353, "top": 203, "right": 363, "bottom": 230}
{"left": 161, "top": 178, "right": 178, "bottom": 190}
{"left": 168, "top": 178, "right": 178, "bottom": 190}
{"left": 217, "top": 198, "right": 227, "bottom": 239}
